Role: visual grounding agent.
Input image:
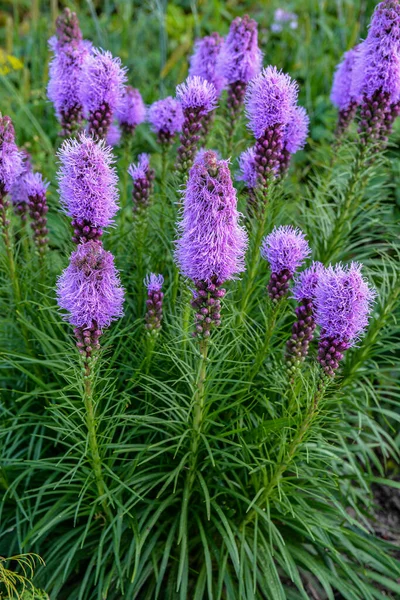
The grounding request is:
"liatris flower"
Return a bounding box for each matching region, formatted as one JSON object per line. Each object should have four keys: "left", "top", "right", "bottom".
{"left": 286, "top": 262, "right": 324, "bottom": 369}
{"left": 260, "top": 225, "right": 311, "bottom": 302}
{"left": 352, "top": 1, "right": 400, "bottom": 144}
{"left": 175, "top": 76, "right": 217, "bottom": 175}
{"left": 189, "top": 32, "right": 225, "bottom": 96}
{"left": 80, "top": 48, "right": 127, "bottom": 139}
{"left": 216, "top": 15, "right": 262, "bottom": 123}
{"left": 116, "top": 86, "right": 146, "bottom": 136}
{"left": 57, "top": 241, "right": 124, "bottom": 358}
{"left": 106, "top": 122, "right": 121, "bottom": 147}
{"left": 330, "top": 46, "right": 362, "bottom": 136}
{"left": 271, "top": 8, "right": 298, "bottom": 33}
{"left": 54, "top": 7, "right": 83, "bottom": 50}
{"left": 26, "top": 172, "right": 49, "bottom": 254}
{"left": 57, "top": 133, "right": 119, "bottom": 243}
{"left": 245, "top": 66, "right": 299, "bottom": 194}
{"left": 10, "top": 150, "right": 32, "bottom": 222}
{"left": 175, "top": 150, "right": 248, "bottom": 338}
{"left": 279, "top": 105, "right": 309, "bottom": 175}
{"left": 0, "top": 116, "right": 23, "bottom": 233}
{"left": 315, "top": 263, "right": 376, "bottom": 377}
{"left": 128, "top": 154, "right": 155, "bottom": 215}
{"left": 147, "top": 96, "right": 184, "bottom": 146}
{"left": 144, "top": 273, "right": 164, "bottom": 334}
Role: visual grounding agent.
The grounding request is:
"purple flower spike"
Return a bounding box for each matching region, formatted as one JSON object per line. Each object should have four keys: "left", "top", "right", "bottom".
{"left": 128, "top": 154, "right": 155, "bottom": 215}
{"left": 80, "top": 48, "right": 127, "bottom": 139}
{"left": 330, "top": 46, "right": 362, "bottom": 136}
{"left": 286, "top": 262, "right": 325, "bottom": 369}
{"left": 54, "top": 8, "right": 83, "bottom": 50}
{"left": 57, "top": 241, "right": 124, "bottom": 358}
{"left": 147, "top": 96, "right": 184, "bottom": 145}
{"left": 280, "top": 105, "right": 309, "bottom": 175}
{"left": 245, "top": 66, "right": 299, "bottom": 193}
{"left": 0, "top": 116, "right": 23, "bottom": 197}
{"left": 260, "top": 225, "right": 311, "bottom": 302}
{"left": 10, "top": 150, "right": 32, "bottom": 222}
{"left": 106, "top": 122, "right": 121, "bottom": 147}
{"left": 353, "top": 1, "right": 400, "bottom": 143}
{"left": 144, "top": 273, "right": 164, "bottom": 334}
{"left": 57, "top": 133, "right": 119, "bottom": 243}
{"left": 25, "top": 172, "right": 50, "bottom": 254}
{"left": 175, "top": 76, "right": 217, "bottom": 175}
{"left": 189, "top": 32, "right": 226, "bottom": 96}
{"left": 217, "top": 15, "right": 262, "bottom": 122}
{"left": 315, "top": 263, "right": 376, "bottom": 377}
{"left": 116, "top": 86, "right": 146, "bottom": 136}
{"left": 175, "top": 150, "right": 247, "bottom": 338}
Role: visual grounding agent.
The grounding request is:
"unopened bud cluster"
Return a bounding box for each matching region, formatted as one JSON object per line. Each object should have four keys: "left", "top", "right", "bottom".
{"left": 71, "top": 218, "right": 103, "bottom": 244}
{"left": 286, "top": 299, "right": 316, "bottom": 369}
{"left": 88, "top": 103, "right": 112, "bottom": 140}
{"left": 145, "top": 288, "right": 164, "bottom": 334}
{"left": 191, "top": 281, "right": 225, "bottom": 339}
{"left": 267, "top": 269, "right": 291, "bottom": 302}
{"left": 317, "top": 336, "right": 350, "bottom": 377}
{"left": 176, "top": 108, "right": 204, "bottom": 174}
{"left": 74, "top": 323, "right": 101, "bottom": 360}
{"left": 28, "top": 188, "right": 49, "bottom": 253}
{"left": 254, "top": 124, "right": 284, "bottom": 192}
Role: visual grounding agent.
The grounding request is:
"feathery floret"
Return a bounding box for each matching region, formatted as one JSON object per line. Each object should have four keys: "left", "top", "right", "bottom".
{"left": 331, "top": 46, "right": 362, "bottom": 110}
{"left": 57, "top": 133, "right": 119, "bottom": 237}
{"left": 57, "top": 241, "right": 124, "bottom": 329}
{"left": 116, "top": 86, "right": 146, "bottom": 134}
{"left": 216, "top": 15, "right": 262, "bottom": 85}
{"left": 284, "top": 105, "right": 309, "bottom": 154}
{"left": 261, "top": 226, "right": 311, "bottom": 276}
{"left": 237, "top": 147, "right": 257, "bottom": 189}
{"left": 189, "top": 33, "right": 225, "bottom": 95}
{"left": 0, "top": 116, "right": 23, "bottom": 195}
{"left": 148, "top": 96, "right": 184, "bottom": 145}
{"left": 292, "top": 262, "right": 324, "bottom": 302}
{"left": 10, "top": 150, "right": 32, "bottom": 217}
{"left": 176, "top": 76, "right": 217, "bottom": 113}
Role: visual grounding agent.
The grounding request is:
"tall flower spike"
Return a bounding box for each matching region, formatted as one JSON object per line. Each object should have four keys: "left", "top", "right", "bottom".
{"left": 286, "top": 262, "right": 324, "bottom": 370}
{"left": 54, "top": 8, "right": 83, "bottom": 50}
{"left": 0, "top": 116, "right": 23, "bottom": 237}
{"left": 57, "top": 133, "right": 119, "bottom": 243}
{"left": 330, "top": 46, "right": 362, "bottom": 137}
{"left": 245, "top": 66, "right": 299, "bottom": 197}
{"left": 260, "top": 225, "right": 311, "bottom": 302}
{"left": 148, "top": 96, "right": 184, "bottom": 146}
{"left": 217, "top": 15, "right": 262, "bottom": 124}
{"left": 57, "top": 241, "right": 124, "bottom": 359}
{"left": 144, "top": 274, "right": 164, "bottom": 334}
{"left": 175, "top": 150, "right": 248, "bottom": 338}
{"left": 10, "top": 150, "right": 32, "bottom": 223}
{"left": 26, "top": 172, "right": 50, "bottom": 254}
{"left": 175, "top": 76, "right": 217, "bottom": 176}
{"left": 189, "top": 33, "right": 225, "bottom": 95}
{"left": 352, "top": 1, "right": 400, "bottom": 144}
{"left": 315, "top": 263, "right": 376, "bottom": 377}
{"left": 128, "top": 154, "right": 155, "bottom": 215}
{"left": 279, "top": 105, "right": 309, "bottom": 175}
{"left": 80, "top": 48, "right": 127, "bottom": 139}
{"left": 116, "top": 86, "right": 146, "bottom": 136}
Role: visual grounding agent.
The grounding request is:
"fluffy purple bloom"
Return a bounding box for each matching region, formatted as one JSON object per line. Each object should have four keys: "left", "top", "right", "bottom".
{"left": 175, "top": 150, "right": 248, "bottom": 285}
{"left": 57, "top": 241, "right": 124, "bottom": 330}
{"left": 237, "top": 147, "right": 257, "bottom": 189}
{"left": 176, "top": 76, "right": 217, "bottom": 113}
{"left": 25, "top": 172, "right": 50, "bottom": 253}
{"left": 292, "top": 262, "right": 324, "bottom": 302}
{"left": 189, "top": 33, "right": 225, "bottom": 95}
{"left": 145, "top": 273, "right": 164, "bottom": 293}
{"left": 216, "top": 15, "right": 262, "bottom": 86}
{"left": 144, "top": 273, "right": 164, "bottom": 333}
{"left": 10, "top": 150, "right": 32, "bottom": 217}
{"left": 116, "top": 86, "right": 146, "bottom": 134}
{"left": 147, "top": 96, "right": 184, "bottom": 144}
{"left": 245, "top": 66, "right": 299, "bottom": 139}
{"left": 315, "top": 262, "right": 376, "bottom": 345}
{"left": 331, "top": 46, "right": 362, "bottom": 110}
{"left": 57, "top": 133, "right": 119, "bottom": 241}
{"left": 0, "top": 116, "right": 23, "bottom": 196}
{"left": 106, "top": 123, "right": 121, "bottom": 147}
{"left": 80, "top": 48, "right": 127, "bottom": 138}
{"left": 261, "top": 226, "right": 311, "bottom": 276}
{"left": 284, "top": 106, "right": 309, "bottom": 154}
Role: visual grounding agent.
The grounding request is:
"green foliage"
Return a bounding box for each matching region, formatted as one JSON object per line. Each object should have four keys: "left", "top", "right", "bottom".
{"left": 1, "top": 1, "right": 400, "bottom": 599}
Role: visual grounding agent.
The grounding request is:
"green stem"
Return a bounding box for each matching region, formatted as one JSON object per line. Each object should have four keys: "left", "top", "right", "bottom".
{"left": 250, "top": 300, "right": 284, "bottom": 378}
{"left": 83, "top": 362, "right": 110, "bottom": 518}
{"left": 187, "top": 340, "right": 208, "bottom": 490}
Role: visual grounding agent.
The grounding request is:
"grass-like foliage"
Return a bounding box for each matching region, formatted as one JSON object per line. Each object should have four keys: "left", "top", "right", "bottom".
{"left": 1, "top": 1, "right": 400, "bottom": 599}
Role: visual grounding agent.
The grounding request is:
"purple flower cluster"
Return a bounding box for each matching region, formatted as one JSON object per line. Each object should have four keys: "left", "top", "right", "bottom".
{"left": 148, "top": 96, "right": 184, "bottom": 146}
{"left": 286, "top": 262, "right": 324, "bottom": 369}
{"left": 260, "top": 226, "right": 311, "bottom": 302}
{"left": 352, "top": 0, "right": 400, "bottom": 143}
{"left": 175, "top": 76, "right": 217, "bottom": 175}
{"left": 175, "top": 150, "right": 247, "bottom": 337}
{"left": 57, "top": 133, "right": 119, "bottom": 243}
{"left": 189, "top": 33, "right": 225, "bottom": 96}
{"left": 128, "top": 154, "right": 155, "bottom": 215}
{"left": 10, "top": 150, "right": 32, "bottom": 222}
{"left": 80, "top": 48, "right": 127, "bottom": 139}
{"left": 47, "top": 9, "right": 89, "bottom": 137}
{"left": 330, "top": 46, "right": 362, "bottom": 136}
{"left": 25, "top": 172, "right": 50, "bottom": 254}
{"left": 0, "top": 116, "right": 23, "bottom": 197}
{"left": 217, "top": 15, "right": 262, "bottom": 121}
{"left": 315, "top": 263, "right": 376, "bottom": 376}
{"left": 116, "top": 86, "right": 146, "bottom": 136}
{"left": 144, "top": 274, "right": 164, "bottom": 334}
{"left": 57, "top": 241, "right": 124, "bottom": 357}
